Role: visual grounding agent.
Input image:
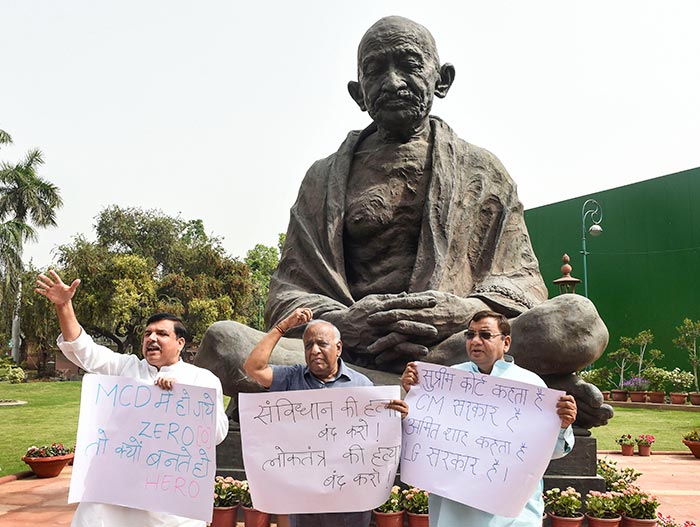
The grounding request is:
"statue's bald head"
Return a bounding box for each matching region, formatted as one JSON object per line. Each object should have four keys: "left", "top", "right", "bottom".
{"left": 348, "top": 16, "right": 455, "bottom": 137}
{"left": 358, "top": 16, "right": 440, "bottom": 71}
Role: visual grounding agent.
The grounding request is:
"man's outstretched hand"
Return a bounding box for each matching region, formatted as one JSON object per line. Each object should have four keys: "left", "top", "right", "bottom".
{"left": 35, "top": 270, "right": 81, "bottom": 306}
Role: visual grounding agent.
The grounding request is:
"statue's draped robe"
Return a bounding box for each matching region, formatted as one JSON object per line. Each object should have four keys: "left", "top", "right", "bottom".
{"left": 265, "top": 117, "right": 548, "bottom": 343}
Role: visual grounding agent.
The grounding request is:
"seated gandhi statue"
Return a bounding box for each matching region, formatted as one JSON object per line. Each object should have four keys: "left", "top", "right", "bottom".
{"left": 195, "top": 15, "right": 612, "bottom": 429}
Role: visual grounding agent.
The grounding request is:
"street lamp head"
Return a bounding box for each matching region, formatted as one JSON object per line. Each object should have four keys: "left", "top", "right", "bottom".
{"left": 588, "top": 224, "right": 603, "bottom": 237}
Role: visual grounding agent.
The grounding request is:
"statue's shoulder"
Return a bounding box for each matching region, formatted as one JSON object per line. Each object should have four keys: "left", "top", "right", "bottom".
{"left": 302, "top": 128, "right": 365, "bottom": 180}
{"left": 430, "top": 116, "right": 516, "bottom": 191}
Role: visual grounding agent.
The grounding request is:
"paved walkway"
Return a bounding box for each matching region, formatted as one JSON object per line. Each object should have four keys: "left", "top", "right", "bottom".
{"left": 598, "top": 450, "right": 699, "bottom": 523}
{"left": 0, "top": 453, "right": 698, "bottom": 526}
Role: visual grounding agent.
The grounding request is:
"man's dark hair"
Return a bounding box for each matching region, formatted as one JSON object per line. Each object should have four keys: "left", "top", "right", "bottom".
{"left": 146, "top": 313, "right": 188, "bottom": 339}
{"left": 469, "top": 310, "right": 510, "bottom": 336}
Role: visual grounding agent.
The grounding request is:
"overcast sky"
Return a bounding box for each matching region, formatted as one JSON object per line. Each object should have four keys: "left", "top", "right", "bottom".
{"left": 3, "top": 0, "right": 699, "bottom": 268}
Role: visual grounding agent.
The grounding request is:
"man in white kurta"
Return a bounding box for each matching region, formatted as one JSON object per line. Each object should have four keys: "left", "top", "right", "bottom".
{"left": 36, "top": 270, "right": 229, "bottom": 527}
{"left": 401, "top": 310, "right": 577, "bottom": 527}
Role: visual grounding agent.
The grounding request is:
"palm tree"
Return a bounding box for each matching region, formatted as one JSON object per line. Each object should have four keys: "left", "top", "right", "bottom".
{"left": 0, "top": 130, "right": 63, "bottom": 361}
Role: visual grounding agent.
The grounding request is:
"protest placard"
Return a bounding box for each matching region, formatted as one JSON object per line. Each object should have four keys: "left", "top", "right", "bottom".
{"left": 400, "top": 362, "right": 564, "bottom": 517}
{"left": 239, "top": 385, "right": 401, "bottom": 514}
{"left": 68, "top": 374, "right": 217, "bottom": 522}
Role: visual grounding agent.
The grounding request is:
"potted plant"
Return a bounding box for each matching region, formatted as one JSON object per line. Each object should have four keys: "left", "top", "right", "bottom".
{"left": 673, "top": 318, "right": 700, "bottom": 405}
{"left": 667, "top": 368, "right": 694, "bottom": 404}
{"left": 635, "top": 434, "right": 655, "bottom": 456}
{"left": 212, "top": 476, "right": 242, "bottom": 527}
{"left": 584, "top": 490, "right": 622, "bottom": 526}
{"left": 681, "top": 428, "right": 700, "bottom": 458}
{"left": 618, "top": 485, "right": 660, "bottom": 525}
{"left": 543, "top": 486, "right": 584, "bottom": 526}
{"left": 616, "top": 434, "right": 636, "bottom": 456}
{"left": 21, "top": 442, "right": 75, "bottom": 478}
{"left": 402, "top": 486, "right": 429, "bottom": 527}
{"left": 597, "top": 458, "right": 641, "bottom": 491}
{"left": 623, "top": 377, "right": 650, "bottom": 402}
{"left": 657, "top": 512, "right": 697, "bottom": 527}
{"left": 239, "top": 480, "right": 270, "bottom": 527}
{"left": 374, "top": 485, "right": 404, "bottom": 527}
{"left": 643, "top": 367, "right": 668, "bottom": 403}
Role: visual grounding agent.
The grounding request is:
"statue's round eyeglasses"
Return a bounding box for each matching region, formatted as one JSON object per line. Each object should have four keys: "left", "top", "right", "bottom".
{"left": 465, "top": 331, "right": 505, "bottom": 340}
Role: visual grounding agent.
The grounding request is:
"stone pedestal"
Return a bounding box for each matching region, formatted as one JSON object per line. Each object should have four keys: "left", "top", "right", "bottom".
{"left": 544, "top": 433, "right": 606, "bottom": 497}
{"left": 216, "top": 421, "right": 246, "bottom": 479}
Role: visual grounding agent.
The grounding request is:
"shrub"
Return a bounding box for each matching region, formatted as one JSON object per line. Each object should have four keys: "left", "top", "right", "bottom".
{"left": 585, "top": 490, "right": 622, "bottom": 519}
{"left": 635, "top": 434, "right": 655, "bottom": 446}
{"left": 402, "top": 486, "right": 429, "bottom": 514}
{"left": 615, "top": 434, "right": 635, "bottom": 446}
{"left": 544, "top": 487, "right": 582, "bottom": 518}
{"left": 376, "top": 485, "right": 403, "bottom": 512}
{"left": 619, "top": 486, "right": 660, "bottom": 520}
{"left": 667, "top": 368, "right": 694, "bottom": 392}
{"left": 643, "top": 366, "right": 669, "bottom": 392}
{"left": 683, "top": 429, "right": 700, "bottom": 442}
{"left": 25, "top": 443, "right": 74, "bottom": 458}
{"left": 7, "top": 366, "right": 24, "bottom": 383}
{"left": 213, "top": 476, "right": 243, "bottom": 507}
{"left": 596, "top": 458, "right": 641, "bottom": 491}
{"left": 238, "top": 480, "right": 252, "bottom": 508}
{"left": 622, "top": 377, "right": 649, "bottom": 391}
{"left": 578, "top": 368, "right": 613, "bottom": 390}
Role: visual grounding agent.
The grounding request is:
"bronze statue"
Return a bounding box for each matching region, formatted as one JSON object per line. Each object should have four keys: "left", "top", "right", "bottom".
{"left": 196, "top": 16, "right": 611, "bottom": 429}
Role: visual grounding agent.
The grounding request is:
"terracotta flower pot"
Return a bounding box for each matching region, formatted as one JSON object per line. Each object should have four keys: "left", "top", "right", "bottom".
{"left": 669, "top": 392, "right": 687, "bottom": 404}
{"left": 689, "top": 392, "right": 700, "bottom": 405}
{"left": 21, "top": 453, "right": 74, "bottom": 478}
{"left": 637, "top": 444, "right": 651, "bottom": 456}
{"left": 407, "top": 511, "right": 429, "bottom": 527}
{"left": 242, "top": 506, "right": 270, "bottom": 527}
{"left": 611, "top": 390, "right": 628, "bottom": 401}
{"left": 547, "top": 512, "right": 584, "bottom": 526}
{"left": 602, "top": 391, "right": 611, "bottom": 401}
{"left": 585, "top": 514, "right": 622, "bottom": 527}
{"left": 682, "top": 439, "right": 700, "bottom": 458}
{"left": 629, "top": 391, "right": 646, "bottom": 403}
{"left": 211, "top": 505, "right": 239, "bottom": 527}
{"left": 373, "top": 510, "right": 405, "bottom": 527}
{"left": 621, "top": 516, "right": 657, "bottom": 526}
{"left": 621, "top": 444, "right": 634, "bottom": 456}
{"left": 647, "top": 391, "right": 665, "bottom": 404}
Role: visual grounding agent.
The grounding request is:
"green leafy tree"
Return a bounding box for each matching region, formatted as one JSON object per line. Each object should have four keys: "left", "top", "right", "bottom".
{"left": 244, "top": 242, "right": 280, "bottom": 330}
{"left": 55, "top": 207, "right": 252, "bottom": 349}
{"left": 620, "top": 330, "right": 663, "bottom": 378}
{"left": 17, "top": 264, "right": 61, "bottom": 375}
{"left": 607, "top": 346, "right": 632, "bottom": 389}
{"left": 0, "top": 130, "right": 63, "bottom": 362}
{"left": 674, "top": 318, "right": 700, "bottom": 392}
{"left": 58, "top": 239, "right": 158, "bottom": 354}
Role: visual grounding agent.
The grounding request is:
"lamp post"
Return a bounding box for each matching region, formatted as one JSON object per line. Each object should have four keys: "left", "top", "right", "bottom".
{"left": 581, "top": 198, "right": 603, "bottom": 297}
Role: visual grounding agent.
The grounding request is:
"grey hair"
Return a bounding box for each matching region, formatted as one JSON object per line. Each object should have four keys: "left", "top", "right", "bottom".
{"left": 303, "top": 319, "right": 341, "bottom": 341}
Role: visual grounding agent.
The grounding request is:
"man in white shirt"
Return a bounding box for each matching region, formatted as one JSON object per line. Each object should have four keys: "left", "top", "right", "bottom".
{"left": 36, "top": 270, "right": 229, "bottom": 527}
{"left": 401, "top": 310, "right": 577, "bottom": 527}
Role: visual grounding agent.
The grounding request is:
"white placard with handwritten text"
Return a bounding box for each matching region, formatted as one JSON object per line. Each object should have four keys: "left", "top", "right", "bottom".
{"left": 68, "top": 374, "right": 217, "bottom": 522}
{"left": 239, "top": 385, "right": 402, "bottom": 514}
{"left": 400, "top": 362, "right": 564, "bottom": 517}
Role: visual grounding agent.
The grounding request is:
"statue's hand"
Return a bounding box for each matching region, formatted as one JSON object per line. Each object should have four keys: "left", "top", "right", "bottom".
{"left": 322, "top": 293, "right": 437, "bottom": 364}
{"left": 325, "top": 291, "right": 487, "bottom": 368}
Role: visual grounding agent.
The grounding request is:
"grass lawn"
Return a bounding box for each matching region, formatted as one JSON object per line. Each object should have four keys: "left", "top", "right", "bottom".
{"left": 590, "top": 406, "right": 700, "bottom": 451}
{"left": 0, "top": 381, "right": 81, "bottom": 477}
{"left": 1, "top": 381, "right": 698, "bottom": 476}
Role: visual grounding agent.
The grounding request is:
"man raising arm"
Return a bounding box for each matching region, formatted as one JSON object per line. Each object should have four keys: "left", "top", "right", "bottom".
{"left": 36, "top": 270, "right": 229, "bottom": 527}
{"left": 243, "top": 307, "right": 407, "bottom": 527}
